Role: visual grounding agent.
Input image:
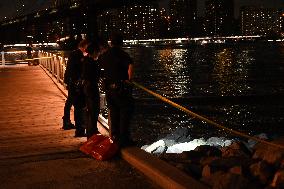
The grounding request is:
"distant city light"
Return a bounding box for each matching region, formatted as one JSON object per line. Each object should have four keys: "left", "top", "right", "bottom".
{"left": 0, "top": 1, "right": 282, "bottom": 43}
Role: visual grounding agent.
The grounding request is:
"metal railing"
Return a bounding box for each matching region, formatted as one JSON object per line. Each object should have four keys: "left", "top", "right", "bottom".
{"left": 0, "top": 50, "right": 31, "bottom": 65}
{"left": 38, "top": 51, "right": 66, "bottom": 85}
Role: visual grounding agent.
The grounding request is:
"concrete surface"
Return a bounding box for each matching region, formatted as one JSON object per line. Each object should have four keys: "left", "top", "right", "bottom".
{"left": 0, "top": 65, "right": 159, "bottom": 189}
{"left": 122, "top": 147, "right": 209, "bottom": 189}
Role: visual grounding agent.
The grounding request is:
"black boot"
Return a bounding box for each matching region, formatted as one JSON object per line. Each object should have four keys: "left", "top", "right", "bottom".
{"left": 75, "top": 129, "right": 86, "bottom": 137}
{"left": 62, "top": 116, "right": 75, "bottom": 130}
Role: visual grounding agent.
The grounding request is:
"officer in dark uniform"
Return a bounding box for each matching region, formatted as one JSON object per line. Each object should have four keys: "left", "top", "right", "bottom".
{"left": 81, "top": 43, "right": 101, "bottom": 139}
{"left": 99, "top": 33, "right": 134, "bottom": 147}
{"left": 63, "top": 39, "right": 89, "bottom": 137}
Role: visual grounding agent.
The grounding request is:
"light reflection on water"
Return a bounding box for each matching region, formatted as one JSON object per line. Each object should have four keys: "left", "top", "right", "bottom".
{"left": 126, "top": 42, "right": 284, "bottom": 144}
{"left": 130, "top": 43, "right": 284, "bottom": 98}
{"left": 156, "top": 49, "right": 191, "bottom": 98}
{"left": 212, "top": 48, "right": 252, "bottom": 95}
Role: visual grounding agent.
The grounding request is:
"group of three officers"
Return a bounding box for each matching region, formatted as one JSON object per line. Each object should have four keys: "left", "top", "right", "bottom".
{"left": 62, "top": 33, "right": 134, "bottom": 147}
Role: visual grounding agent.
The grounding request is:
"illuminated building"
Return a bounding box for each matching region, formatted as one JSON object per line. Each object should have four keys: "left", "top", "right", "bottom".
{"left": 97, "top": 4, "right": 159, "bottom": 40}
{"left": 168, "top": 0, "right": 197, "bottom": 37}
{"left": 97, "top": 9, "right": 118, "bottom": 39}
{"left": 204, "top": 0, "right": 234, "bottom": 36}
{"left": 241, "top": 6, "right": 283, "bottom": 36}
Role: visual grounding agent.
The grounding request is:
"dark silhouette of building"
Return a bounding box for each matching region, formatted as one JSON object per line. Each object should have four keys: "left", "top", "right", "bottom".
{"left": 168, "top": 0, "right": 197, "bottom": 38}
{"left": 204, "top": 0, "right": 234, "bottom": 36}
{"left": 0, "top": 0, "right": 158, "bottom": 44}
{"left": 158, "top": 8, "right": 170, "bottom": 38}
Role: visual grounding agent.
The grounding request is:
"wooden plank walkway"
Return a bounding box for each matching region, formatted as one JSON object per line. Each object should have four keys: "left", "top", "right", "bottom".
{"left": 0, "top": 65, "right": 159, "bottom": 189}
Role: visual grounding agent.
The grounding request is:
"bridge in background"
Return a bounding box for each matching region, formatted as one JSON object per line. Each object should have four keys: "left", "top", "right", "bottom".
{"left": 0, "top": 0, "right": 158, "bottom": 44}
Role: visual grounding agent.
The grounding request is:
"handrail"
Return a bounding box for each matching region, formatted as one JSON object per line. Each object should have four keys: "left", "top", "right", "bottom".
{"left": 1, "top": 50, "right": 35, "bottom": 65}
{"left": 38, "top": 52, "right": 66, "bottom": 85}
{"left": 130, "top": 81, "right": 284, "bottom": 149}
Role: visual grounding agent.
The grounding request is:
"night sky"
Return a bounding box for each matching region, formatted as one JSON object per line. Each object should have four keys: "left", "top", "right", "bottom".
{"left": 0, "top": 0, "right": 283, "bottom": 21}
{"left": 0, "top": 0, "right": 51, "bottom": 21}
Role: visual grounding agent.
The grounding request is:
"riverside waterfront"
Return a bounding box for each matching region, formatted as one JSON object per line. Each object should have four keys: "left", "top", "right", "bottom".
{"left": 125, "top": 42, "right": 284, "bottom": 145}
{"left": 55, "top": 42, "right": 284, "bottom": 145}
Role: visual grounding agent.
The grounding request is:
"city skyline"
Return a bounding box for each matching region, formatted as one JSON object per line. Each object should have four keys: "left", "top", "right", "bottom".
{"left": 159, "top": 0, "right": 283, "bottom": 18}
{"left": 0, "top": 0, "right": 283, "bottom": 43}
{"left": 96, "top": 0, "right": 283, "bottom": 39}
{"left": 0, "top": 0, "right": 283, "bottom": 21}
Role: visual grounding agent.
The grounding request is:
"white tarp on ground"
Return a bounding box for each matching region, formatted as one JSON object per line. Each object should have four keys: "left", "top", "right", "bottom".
{"left": 142, "top": 127, "right": 268, "bottom": 154}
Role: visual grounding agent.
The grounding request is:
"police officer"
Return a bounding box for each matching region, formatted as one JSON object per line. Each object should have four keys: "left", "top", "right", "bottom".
{"left": 99, "top": 33, "right": 134, "bottom": 147}
{"left": 63, "top": 39, "right": 89, "bottom": 137}
{"left": 81, "top": 42, "right": 101, "bottom": 139}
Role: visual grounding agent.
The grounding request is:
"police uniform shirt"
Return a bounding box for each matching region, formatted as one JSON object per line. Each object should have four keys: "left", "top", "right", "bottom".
{"left": 99, "top": 47, "right": 133, "bottom": 85}
{"left": 64, "top": 49, "right": 84, "bottom": 85}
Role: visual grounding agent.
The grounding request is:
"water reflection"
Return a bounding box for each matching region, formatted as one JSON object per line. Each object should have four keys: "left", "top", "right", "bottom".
{"left": 156, "top": 49, "right": 191, "bottom": 98}
{"left": 212, "top": 48, "right": 252, "bottom": 96}
{"left": 129, "top": 43, "right": 284, "bottom": 98}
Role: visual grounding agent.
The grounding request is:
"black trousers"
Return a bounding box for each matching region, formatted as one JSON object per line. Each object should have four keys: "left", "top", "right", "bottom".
{"left": 64, "top": 84, "right": 85, "bottom": 132}
{"left": 106, "top": 89, "right": 134, "bottom": 146}
{"left": 63, "top": 85, "right": 74, "bottom": 122}
{"left": 84, "top": 82, "right": 100, "bottom": 138}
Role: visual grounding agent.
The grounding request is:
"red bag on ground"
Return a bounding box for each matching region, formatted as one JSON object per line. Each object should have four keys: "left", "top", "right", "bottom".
{"left": 80, "top": 134, "right": 119, "bottom": 161}
{"left": 79, "top": 134, "right": 106, "bottom": 155}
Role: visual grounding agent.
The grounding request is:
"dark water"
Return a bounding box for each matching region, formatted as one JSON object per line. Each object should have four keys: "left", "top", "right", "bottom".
{"left": 124, "top": 42, "right": 284, "bottom": 144}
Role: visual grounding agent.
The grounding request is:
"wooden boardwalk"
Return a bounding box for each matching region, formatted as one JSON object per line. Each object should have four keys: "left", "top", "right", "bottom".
{"left": 0, "top": 65, "right": 158, "bottom": 189}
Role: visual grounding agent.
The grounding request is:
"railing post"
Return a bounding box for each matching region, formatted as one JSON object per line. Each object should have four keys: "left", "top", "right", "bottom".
{"left": 48, "top": 53, "right": 51, "bottom": 72}
{"left": 53, "top": 56, "right": 56, "bottom": 77}
{"left": 59, "top": 57, "right": 64, "bottom": 84}
{"left": 49, "top": 54, "right": 52, "bottom": 73}
{"left": 57, "top": 56, "right": 60, "bottom": 83}
{"left": 47, "top": 53, "right": 49, "bottom": 70}
{"left": 63, "top": 58, "right": 68, "bottom": 88}
{"left": 38, "top": 51, "right": 40, "bottom": 65}
{"left": 43, "top": 52, "right": 46, "bottom": 68}
{"left": 48, "top": 53, "right": 51, "bottom": 73}
{"left": 38, "top": 51, "right": 41, "bottom": 66}
{"left": 42, "top": 52, "right": 44, "bottom": 67}
{"left": 52, "top": 55, "right": 55, "bottom": 76}
{"left": 1, "top": 51, "right": 5, "bottom": 66}
{"left": 39, "top": 51, "right": 42, "bottom": 67}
